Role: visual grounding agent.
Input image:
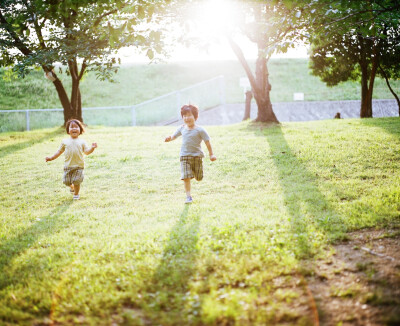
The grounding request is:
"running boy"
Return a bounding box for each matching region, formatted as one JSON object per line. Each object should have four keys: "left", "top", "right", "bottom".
{"left": 165, "top": 104, "right": 216, "bottom": 204}
{"left": 45, "top": 119, "right": 97, "bottom": 200}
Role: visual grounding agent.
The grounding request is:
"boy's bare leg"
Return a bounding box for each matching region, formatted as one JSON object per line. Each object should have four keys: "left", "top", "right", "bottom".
{"left": 73, "top": 183, "right": 80, "bottom": 196}
{"left": 183, "top": 178, "right": 191, "bottom": 197}
{"left": 70, "top": 184, "right": 74, "bottom": 192}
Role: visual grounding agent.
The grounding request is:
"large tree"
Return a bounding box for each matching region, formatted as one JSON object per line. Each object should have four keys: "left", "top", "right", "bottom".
{"left": 0, "top": 0, "right": 168, "bottom": 124}
{"left": 307, "top": 0, "right": 400, "bottom": 118}
{"left": 226, "top": 0, "right": 400, "bottom": 121}
{"left": 178, "top": 0, "right": 311, "bottom": 124}
{"left": 226, "top": 1, "right": 309, "bottom": 123}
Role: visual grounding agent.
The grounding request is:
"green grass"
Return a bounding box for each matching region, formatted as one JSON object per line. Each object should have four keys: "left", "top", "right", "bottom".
{"left": 1, "top": 118, "right": 400, "bottom": 325}
{"left": 1, "top": 59, "right": 399, "bottom": 110}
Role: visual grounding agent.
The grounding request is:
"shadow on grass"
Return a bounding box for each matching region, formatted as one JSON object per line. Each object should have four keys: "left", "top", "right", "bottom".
{"left": 252, "top": 123, "right": 346, "bottom": 258}
{"left": 0, "top": 199, "right": 72, "bottom": 290}
{"left": 359, "top": 117, "right": 400, "bottom": 138}
{"left": 144, "top": 205, "right": 200, "bottom": 324}
{"left": 0, "top": 128, "right": 63, "bottom": 160}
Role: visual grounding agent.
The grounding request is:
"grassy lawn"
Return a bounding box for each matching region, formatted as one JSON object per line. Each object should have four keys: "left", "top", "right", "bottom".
{"left": 1, "top": 59, "right": 399, "bottom": 110}
{"left": 1, "top": 118, "right": 400, "bottom": 325}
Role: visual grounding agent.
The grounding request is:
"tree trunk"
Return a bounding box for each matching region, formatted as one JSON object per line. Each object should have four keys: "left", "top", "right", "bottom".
{"left": 227, "top": 35, "right": 279, "bottom": 123}
{"left": 379, "top": 65, "right": 400, "bottom": 115}
{"left": 52, "top": 78, "right": 73, "bottom": 124}
{"left": 254, "top": 55, "right": 279, "bottom": 123}
{"left": 70, "top": 79, "right": 80, "bottom": 120}
{"left": 77, "top": 87, "right": 83, "bottom": 122}
{"left": 359, "top": 38, "right": 373, "bottom": 118}
{"left": 68, "top": 59, "right": 84, "bottom": 122}
{"left": 366, "top": 49, "right": 379, "bottom": 117}
{"left": 360, "top": 63, "right": 371, "bottom": 118}
{"left": 253, "top": 95, "right": 278, "bottom": 122}
{"left": 243, "top": 91, "right": 252, "bottom": 120}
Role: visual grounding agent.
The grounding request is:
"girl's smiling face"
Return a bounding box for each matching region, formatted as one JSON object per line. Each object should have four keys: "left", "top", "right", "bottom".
{"left": 68, "top": 121, "right": 81, "bottom": 138}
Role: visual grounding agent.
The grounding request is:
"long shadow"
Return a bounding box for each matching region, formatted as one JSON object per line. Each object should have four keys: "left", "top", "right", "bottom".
{"left": 145, "top": 205, "right": 200, "bottom": 324}
{"left": 0, "top": 199, "right": 72, "bottom": 290}
{"left": 359, "top": 117, "right": 400, "bottom": 139}
{"left": 0, "top": 128, "right": 63, "bottom": 160}
{"left": 253, "top": 124, "right": 346, "bottom": 258}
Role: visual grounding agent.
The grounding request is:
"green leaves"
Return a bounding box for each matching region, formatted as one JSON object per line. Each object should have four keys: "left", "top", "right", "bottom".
{"left": 1, "top": 0, "right": 169, "bottom": 74}
{"left": 137, "top": 5, "right": 145, "bottom": 19}
{"left": 146, "top": 48, "right": 154, "bottom": 59}
{"left": 135, "top": 34, "right": 147, "bottom": 45}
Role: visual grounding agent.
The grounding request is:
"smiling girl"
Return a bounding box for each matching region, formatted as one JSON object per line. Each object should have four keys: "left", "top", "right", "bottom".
{"left": 45, "top": 119, "right": 97, "bottom": 200}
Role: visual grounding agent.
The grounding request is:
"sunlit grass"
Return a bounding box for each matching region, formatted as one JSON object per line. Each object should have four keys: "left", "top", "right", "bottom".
{"left": 1, "top": 118, "right": 399, "bottom": 325}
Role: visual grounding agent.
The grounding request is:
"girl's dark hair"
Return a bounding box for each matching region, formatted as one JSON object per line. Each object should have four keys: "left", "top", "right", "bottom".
{"left": 65, "top": 119, "right": 85, "bottom": 134}
{"left": 180, "top": 104, "right": 199, "bottom": 120}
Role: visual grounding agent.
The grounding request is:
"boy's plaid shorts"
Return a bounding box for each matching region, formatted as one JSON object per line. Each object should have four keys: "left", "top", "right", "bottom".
{"left": 63, "top": 167, "right": 84, "bottom": 186}
{"left": 180, "top": 156, "right": 203, "bottom": 181}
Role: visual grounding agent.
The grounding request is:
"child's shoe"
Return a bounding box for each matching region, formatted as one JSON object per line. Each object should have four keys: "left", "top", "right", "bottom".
{"left": 185, "top": 196, "right": 193, "bottom": 204}
{"left": 73, "top": 195, "right": 80, "bottom": 200}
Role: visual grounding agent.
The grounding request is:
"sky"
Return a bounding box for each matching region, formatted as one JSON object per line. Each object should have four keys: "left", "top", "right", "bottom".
{"left": 118, "top": 0, "right": 309, "bottom": 64}
{"left": 118, "top": 39, "right": 309, "bottom": 64}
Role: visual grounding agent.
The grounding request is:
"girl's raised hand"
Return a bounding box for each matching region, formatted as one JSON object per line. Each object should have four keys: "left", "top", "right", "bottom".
{"left": 92, "top": 143, "right": 97, "bottom": 149}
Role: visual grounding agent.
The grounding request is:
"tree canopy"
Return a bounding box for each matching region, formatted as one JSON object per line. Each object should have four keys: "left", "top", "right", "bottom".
{"left": 178, "top": 0, "right": 312, "bottom": 123}
{"left": 307, "top": 0, "right": 400, "bottom": 117}
{"left": 0, "top": 0, "right": 169, "bottom": 123}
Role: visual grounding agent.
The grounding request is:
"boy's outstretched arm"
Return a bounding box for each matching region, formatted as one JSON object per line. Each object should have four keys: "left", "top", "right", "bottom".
{"left": 164, "top": 135, "right": 176, "bottom": 142}
{"left": 205, "top": 140, "right": 216, "bottom": 161}
{"left": 45, "top": 149, "right": 63, "bottom": 162}
{"left": 84, "top": 143, "right": 97, "bottom": 155}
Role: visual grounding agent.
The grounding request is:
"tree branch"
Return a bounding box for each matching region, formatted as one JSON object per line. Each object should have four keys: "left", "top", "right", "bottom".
{"left": 0, "top": 9, "right": 31, "bottom": 56}
{"left": 78, "top": 60, "right": 87, "bottom": 81}
{"left": 320, "top": 6, "right": 400, "bottom": 28}
{"left": 93, "top": 8, "right": 119, "bottom": 27}
{"left": 226, "top": 34, "right": 260, "bottom": 94}
{"left": 21, "top": 0, "right": 46, "bottom": 49}
{"left": 68, "top": 59, "right": 78, "bottom": 80}
{"left": 379, "top": 64, "right": 400, "bottom": 112}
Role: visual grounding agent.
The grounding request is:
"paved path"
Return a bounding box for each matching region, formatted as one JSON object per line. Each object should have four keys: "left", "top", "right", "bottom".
{"left": 164, "top": 99, "right": 398, "bottom": 126}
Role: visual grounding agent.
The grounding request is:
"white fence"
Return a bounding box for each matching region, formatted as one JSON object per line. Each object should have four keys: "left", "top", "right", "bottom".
{"left": 0, "top": 75, "right": 225, "bottom": 132}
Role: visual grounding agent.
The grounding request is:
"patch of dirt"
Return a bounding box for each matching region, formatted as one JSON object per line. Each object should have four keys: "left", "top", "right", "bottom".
{"left": 306, "top": 228, "right": 400, "bottom": 326}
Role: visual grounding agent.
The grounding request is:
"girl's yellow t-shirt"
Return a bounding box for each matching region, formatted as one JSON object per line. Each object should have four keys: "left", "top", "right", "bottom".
{"left": 58, "top": 138, "right": 89, "bottom": 168}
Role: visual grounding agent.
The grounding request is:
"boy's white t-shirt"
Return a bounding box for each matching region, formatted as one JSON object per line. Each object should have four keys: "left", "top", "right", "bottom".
{"left": 172, "top": 125, "right": 210, "bottom": 157}
{"left": 58, "top": 138, "right": 90, "bottom": 168}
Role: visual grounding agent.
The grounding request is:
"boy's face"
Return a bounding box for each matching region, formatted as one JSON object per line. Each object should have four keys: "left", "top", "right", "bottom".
{"left": 183, "top": 112, "right": 196, "bottom": 127}
{"left": 68, "top": 122, "right": 80, "bottom": 138}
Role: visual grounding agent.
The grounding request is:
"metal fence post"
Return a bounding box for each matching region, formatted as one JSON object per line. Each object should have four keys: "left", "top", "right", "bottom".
{"left": 25, "top": 110, "right": 30, "bottom": 131}
{"left": 131, "top": 106, "right": 136, "bottom": 126}
{"left": 177, "top": 91, "right": 181, "bottom": 118}
{"left": 219, "top": 75, "right": 226, "bottom": 106}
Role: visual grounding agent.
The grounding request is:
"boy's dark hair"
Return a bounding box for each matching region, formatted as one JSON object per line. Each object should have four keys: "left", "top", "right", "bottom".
{"left": 65, "top": 119, "right": 85, "bottom": 134}
{"left": 180, "top": 104, "right": 199, "bottom": 120}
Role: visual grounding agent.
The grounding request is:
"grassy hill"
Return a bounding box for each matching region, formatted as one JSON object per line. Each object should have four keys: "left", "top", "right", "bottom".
{"left": 1, "top": 59, "right": 399, "bottom": 110}
{"left": 1, "top": 118, "right": 399, "bottom": 325}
